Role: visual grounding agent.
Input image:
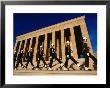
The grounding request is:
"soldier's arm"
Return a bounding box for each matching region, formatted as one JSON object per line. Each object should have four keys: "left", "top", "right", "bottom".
{"left": 71, "top": 49, "right": 73, "bottom": 53}
{"left": 43, "top": 51, "right": 45, "bottom": 56}
{"left": 23, "top": 53, "right": 25, "bottom": 57}
{"left": 54, "top": 48, "right": 56, "bottom": 52}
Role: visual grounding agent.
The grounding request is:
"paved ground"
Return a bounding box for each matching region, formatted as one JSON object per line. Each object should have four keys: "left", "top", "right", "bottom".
{"left": 14, "top": 60, "right": 97, "bottom": 75}
{"left": 14, "top": 70, "right": 97, "bottom": 75}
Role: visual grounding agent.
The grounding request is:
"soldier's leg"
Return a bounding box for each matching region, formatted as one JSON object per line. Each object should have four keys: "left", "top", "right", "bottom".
{"left": 29, "top": 58, "right": 34, "bottom": 67}
{"left": 14, "top": 60, "right": 15, "bottom": 69}
{"left": 30, "top": 61, "right": 34, "bottom": 67}
{"left": 89, "top": 53, "right": 97, "bottom": 70}
{"left": 85, "top": 55, "right": 89, "bottom": 68}
{"left": 49, "top": 56, "right": 54, "bottom": 68}
{"left": 20, "top": 59, "right": 24, "bottom": 67}
{"left": 25, "top": 60, "right": 29, "bottom": 68}
{"left": 28, "top": 60, "right": 34, "bottom": 70}
{"left": 41, "top": 56, "right": 47, "bottom": 66}
{"left": 36, "top": 58, "right": 40, "bottom": 68}
{"left": 89, "top": 53, "right": 97, "bottom": 65}
{"left": 35, "top": 58, "right": 41, "bottom": 70}
{"left": 70, "top": 56, "right": 78, "bottom": 65}
{"left": 14, "top": 60, "right": 17, "bottom": 69}
{"left": 64, "top": 57, "right": 69, "bottom": 68}
{"left": 15, "top": 60, "right": 20, "bottom": 69}
{"left": 54, "top": 55, "right": 62, "bottom": 64}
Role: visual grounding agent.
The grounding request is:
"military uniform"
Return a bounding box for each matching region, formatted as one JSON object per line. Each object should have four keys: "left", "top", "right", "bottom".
{"left": 25, "top": 50, "right": 34, "bottom": 69}
{"left": 14, "top": 52, "right": 17, "bottom": 69}
{"left": 15, "top": 51, "right": 24, "bottom": 69}
{"left": 49, "top": 47, "right": 62, "bottom": 68}
{"left": 64, "top": 45, "right": 78, "bottom": 68}
{"left": 82, "top": 42, "right": 97, "bottom": 69}
{"left": 36, "top": 47, "right": 47, "bottom": 68}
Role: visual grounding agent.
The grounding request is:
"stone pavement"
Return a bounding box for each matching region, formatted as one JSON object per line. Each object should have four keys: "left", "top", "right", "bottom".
{"left": 14, "top": 70, "right": 97, "bottom": 75}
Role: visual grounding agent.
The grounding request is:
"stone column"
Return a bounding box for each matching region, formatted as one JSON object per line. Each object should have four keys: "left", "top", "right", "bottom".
{"left": 23, "top": 39, "right": 27, "bottom": 54}
{"left": 29, "top": 38, "right": 33, "bottom": 51}
{"left": 61, "top": 30, "right": 65, "bottom": 62}
{"left": 44, "top": 34, "right": 47, "bottom": 60}
{"left": 17, "top": 40, "right": 22, "bottom": 56}
{"left": 70, "top": 27, "right": 78, "bottom": 60}
{"left": 79, "top": 19, "right": 93, "bottom": 54}
{"left": 33, "top": 36, "right": 38, "bottom": 65}
{"left": 22, "top": 39, "right": 27, "bottom": 62}
{"left": 52, "top": 31, "right": 55, "bottom": 47}
{"left": 14, "top": 40, "right": 18, "bottom": 51}
{"left": 57, "top": 39, "right": 59, "bottom": 59}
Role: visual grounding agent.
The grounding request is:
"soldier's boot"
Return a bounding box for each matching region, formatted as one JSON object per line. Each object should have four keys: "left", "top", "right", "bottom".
{"left": 35, "top": 68, "right": 39, "bottom": 70}
{"left": 85, "top": 67, "right": 89, "bottom": 71}
{"left": 48, "top": 67, "right": 52, "bottom": 71}
{"left": 15, "top": 68, "right": 17, "bottom": 70}
{"left": 77, "top": 63, "right": 81, "bottom": 67}
{"left": 32, "top": 67, "right": 35, "bottom": 70}
{"left": 63, "top": 67, "right": 68, "bottom": 71}
{"left": 60, "top": 63, "right": 64, "bottom": 67}
{"left": 44, "top": 65, "right": 47, "bottom": 68}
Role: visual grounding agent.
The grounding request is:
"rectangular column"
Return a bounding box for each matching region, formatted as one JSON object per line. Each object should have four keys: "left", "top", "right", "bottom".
{"left": 29, "top": 38, "right": 33, "bottom": 51}
{"left": 57, "top": 39, "right": 59, "bottom": 59}
{"left": 23, "top": 39, "right": 27, "bottom": 53}
{"left": 79, "top": 19, "right": 93, "bottom": 54}
{"left": 23, "top": 39, "right": 27, "bottom": 61}
{"left": 61, "top": 30, "right": 65, "bottom": 63}
{"left": 44, "top": 34, "right": 47, "bottom": 60}
{"left": 33, "top": 36, "right": 38, "bottom": 65}
{"left": 70, "top": 27, "right": 78, "bottom": 60}
{"left": 17, "top": 41, "right": 22, "bottom": 56}
{"left": 52, "top": 31, "right": 55, "bottom": 47}
{"left": 49, "top": 39, "right": 52, "bottom": 61}
{"left": 14, "top": 40, "right": 18, "bottom": 51}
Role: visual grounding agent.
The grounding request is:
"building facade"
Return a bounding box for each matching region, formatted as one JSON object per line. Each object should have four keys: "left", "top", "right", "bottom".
{"left": 14, "top": 16, "right": 94, "bottom": 69}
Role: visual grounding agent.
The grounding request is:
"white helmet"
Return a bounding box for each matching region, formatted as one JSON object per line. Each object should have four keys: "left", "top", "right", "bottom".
{"left": 66, "top": 41, "right": 70, "bottom": 44}
{"left": 51, "top": 43, "right": 54, "bottom": 46}
{"left": 40, "top": 45, "right": 42, "bottom": 47}
{"left": 30, "top": 48, "right": 32, "bottom": 51}
{"left": 83, "top": 37, "right": 87, "bottom": 40}
{"left": 21, "top": 50, "right": 23, "bottom": 52}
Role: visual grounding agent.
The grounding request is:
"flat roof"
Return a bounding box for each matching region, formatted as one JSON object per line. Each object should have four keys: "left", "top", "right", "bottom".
{"left": 16, "top": 16, "right": 85, "bottom": 39}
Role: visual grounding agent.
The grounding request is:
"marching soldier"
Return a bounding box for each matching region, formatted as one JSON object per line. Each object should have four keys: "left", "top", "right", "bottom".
{"left": 15, "top": 50, "right": 24, "bottom": 70}
{"left": 82, "top": 37, "right": 97, "bottom": 70}
{"left": 25, "top": 48, "right": 35, "bottom": 69}
{"left": 48, "top": 43, "right": 64, "bottom": 70}
{"left": 63, "top": 41, "right": 80, "bottom": 70}
{"left": 35, "top": 45, "right": 47, "bottom": 70}
{"left": 14, "top": 50, "right": 17, "bottom": 69}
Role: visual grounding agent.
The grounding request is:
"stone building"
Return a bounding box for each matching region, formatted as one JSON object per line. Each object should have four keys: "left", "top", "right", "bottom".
{"left": 14, "top": 16, "right": 94, "bottom": 69}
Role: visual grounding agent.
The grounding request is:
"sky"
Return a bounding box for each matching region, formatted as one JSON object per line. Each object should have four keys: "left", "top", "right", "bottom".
{"left": 14, "top": 13, "right": 97, "bottom": 53}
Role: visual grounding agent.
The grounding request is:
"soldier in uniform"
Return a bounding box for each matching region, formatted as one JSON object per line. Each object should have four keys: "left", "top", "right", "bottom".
{"left": 63, "top": 41, "right": 80, "bottom": 70}
{"left": 15, "top": 50, "right": 24, "bottom": 70}
{"left": 25, "top": 48, "right": 35, "bottom": 69}
{"left": 14, "top": 50, "right": 17, "bottom": 69}
{"left": 35, "top": 45, "right": 47, "bottom": 70}
{"left": 82, "top": 37, "right": 97, "bottom": 70}
{"left": 48, "top": 43, "right": 64, "bottom": 70}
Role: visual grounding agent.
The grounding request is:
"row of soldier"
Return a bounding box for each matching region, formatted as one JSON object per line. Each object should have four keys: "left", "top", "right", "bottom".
{"left": 14, "top": 37, "right": 97, "bottom": 71}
